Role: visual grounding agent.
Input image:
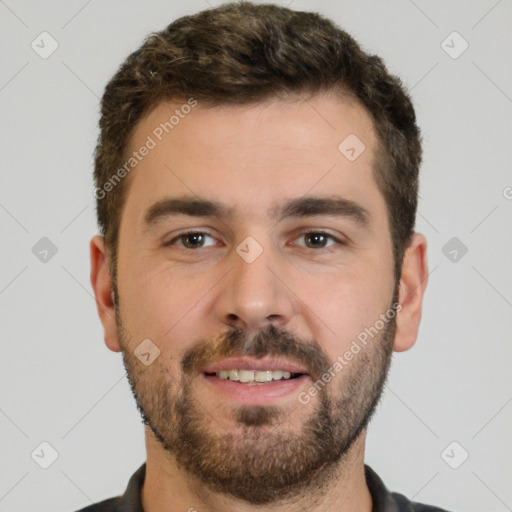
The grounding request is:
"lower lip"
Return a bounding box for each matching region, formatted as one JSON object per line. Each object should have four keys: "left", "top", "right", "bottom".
{"left": 201, "top": 373, "right": 311, "bottom": 405}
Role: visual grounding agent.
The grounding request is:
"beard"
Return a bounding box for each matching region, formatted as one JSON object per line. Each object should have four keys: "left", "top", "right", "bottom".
{"left": 116, "top": 296, "right": 397, "bottom": 505}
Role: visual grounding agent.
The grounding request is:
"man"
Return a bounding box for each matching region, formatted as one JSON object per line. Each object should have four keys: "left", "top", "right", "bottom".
{"left": 84, "top": 1, "right": 447, "bottom": 510}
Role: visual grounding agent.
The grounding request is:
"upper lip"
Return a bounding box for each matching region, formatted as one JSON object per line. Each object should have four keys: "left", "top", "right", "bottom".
{"left": 201, "top": 357, "right": 309, "bottom": 375}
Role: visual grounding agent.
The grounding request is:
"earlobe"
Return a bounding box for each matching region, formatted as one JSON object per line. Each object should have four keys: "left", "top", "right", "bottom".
{"left": 90, "top": 235, "right": 122, "bottom": 352}
{"left": 393, "top": 232, "right": 428, "bottom": 353}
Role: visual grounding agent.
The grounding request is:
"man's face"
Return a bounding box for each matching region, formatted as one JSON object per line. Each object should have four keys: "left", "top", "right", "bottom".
{"left": 113, "top": 94, "right": 397, "bottom": 503}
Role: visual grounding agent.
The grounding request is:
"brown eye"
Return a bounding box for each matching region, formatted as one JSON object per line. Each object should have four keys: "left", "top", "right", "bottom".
{"left": 298, "top": 231, "right": 340, "bottom": 250}
{"left": 165, "top": 232, "right": 217, "bottom": 249}
{"left": 305, "top": 232, "right": 330, "bottom": 248}
{"left": 181, "top": 233, "right": 205, "bottom": 248}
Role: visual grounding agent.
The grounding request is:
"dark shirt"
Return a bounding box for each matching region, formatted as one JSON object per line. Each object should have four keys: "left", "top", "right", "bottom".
{"left": 75, "top": 463, "right": 450, "bottom": 512}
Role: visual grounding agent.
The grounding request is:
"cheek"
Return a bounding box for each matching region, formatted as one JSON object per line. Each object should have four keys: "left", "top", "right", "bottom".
{"left": 306, "top": 268, "right": 391, "bottom": 360}
{"left": 118, "top": 258, "right": 217, "bottom": 347}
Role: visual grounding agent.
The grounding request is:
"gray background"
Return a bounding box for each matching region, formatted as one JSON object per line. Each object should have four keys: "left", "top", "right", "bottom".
{"left": 1, "top": 0, "right": 511, "bottom": 511}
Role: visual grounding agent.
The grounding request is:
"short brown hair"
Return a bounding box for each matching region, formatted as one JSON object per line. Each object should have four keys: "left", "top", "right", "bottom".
{"left": 94, "top": 1, "right": 422, "bottom": 281}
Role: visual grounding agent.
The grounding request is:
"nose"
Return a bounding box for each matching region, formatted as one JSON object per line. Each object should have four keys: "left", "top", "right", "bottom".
{"left": 213, "top": 240, "right": 296, "bottom": 332}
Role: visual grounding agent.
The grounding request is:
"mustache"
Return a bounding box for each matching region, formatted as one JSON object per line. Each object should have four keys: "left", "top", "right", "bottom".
{"left": 181, "top": 323, "right": 331, "bottom": 381}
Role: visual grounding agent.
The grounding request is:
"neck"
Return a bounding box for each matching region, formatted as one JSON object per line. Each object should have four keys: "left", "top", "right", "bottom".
{"left": 141, "top": 426, "right": 373, "bottom": 512}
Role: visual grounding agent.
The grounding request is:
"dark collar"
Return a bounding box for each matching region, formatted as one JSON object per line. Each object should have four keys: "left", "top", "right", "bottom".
{"left": 110, "top": 462, "right": 446, "bottom": 512}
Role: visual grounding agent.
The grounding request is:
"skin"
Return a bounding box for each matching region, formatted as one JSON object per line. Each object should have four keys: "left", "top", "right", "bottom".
{"left": 90, "top": 92, "right": 428, "bottom": 512}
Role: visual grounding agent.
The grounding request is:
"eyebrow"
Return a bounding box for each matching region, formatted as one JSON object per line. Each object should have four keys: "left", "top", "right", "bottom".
{"left": 143, "top": 195, "right": 369, "bottom": 228}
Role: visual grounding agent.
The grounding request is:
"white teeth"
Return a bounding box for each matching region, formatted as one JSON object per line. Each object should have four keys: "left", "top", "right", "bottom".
{"left": 214, "top": 369, "right": 297, "bottom": 382}
{"left": 254, "top": 370, "right": 272, "bottom": 382}
{"left": 238, "top": 369, "right": 255, "bottom": 383}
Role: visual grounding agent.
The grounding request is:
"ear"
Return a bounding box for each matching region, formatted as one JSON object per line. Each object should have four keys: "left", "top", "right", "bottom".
{"left": 90, "top": 235, "right": 122, "bottom": 352}
{"left": 393, "top": 232, "right": 428, "bottom": 353}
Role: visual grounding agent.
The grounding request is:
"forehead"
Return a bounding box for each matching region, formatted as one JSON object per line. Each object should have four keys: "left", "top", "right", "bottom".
{"left": 122, "top": 93, "right": 384, "bottom": 226}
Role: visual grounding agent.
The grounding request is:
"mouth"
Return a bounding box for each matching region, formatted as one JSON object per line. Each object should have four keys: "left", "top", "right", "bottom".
{"left": 200, "top": 357, "right": 312, "bottom": 404}
{"left": 204, "top": 369, "right": 305, "bottom": 384}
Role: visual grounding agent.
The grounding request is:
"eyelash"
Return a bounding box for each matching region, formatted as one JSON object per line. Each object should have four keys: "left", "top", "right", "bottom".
{"left": 164, "top": 230, "right": 346, "bottom": 251}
